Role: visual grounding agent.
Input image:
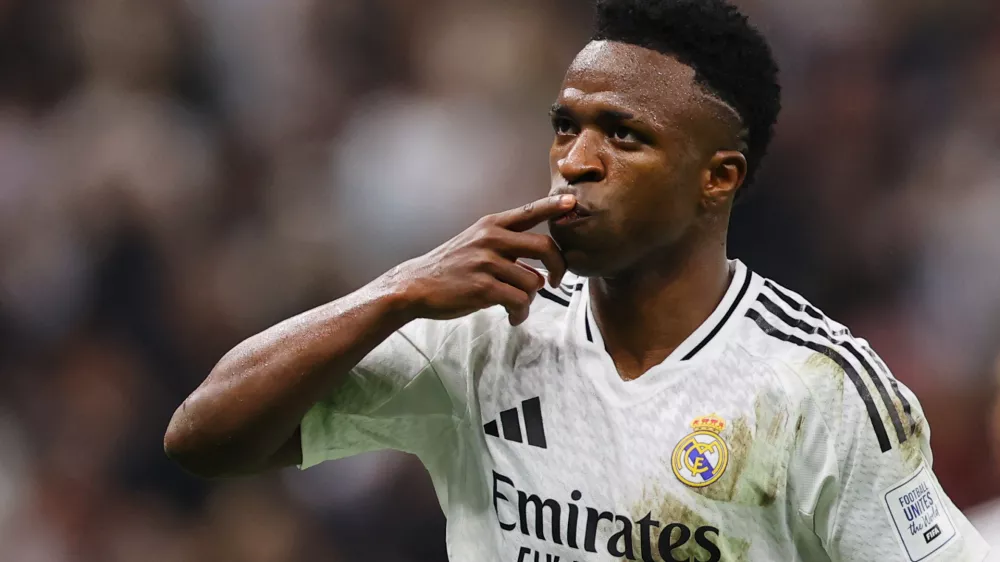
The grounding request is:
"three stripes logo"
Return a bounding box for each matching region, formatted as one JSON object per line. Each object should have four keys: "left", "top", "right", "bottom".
{"left": 747, "top": 279, "right": 914, "bottom": 454}
{"left": 483, "top": 396, "right": 547, "bottom": 449}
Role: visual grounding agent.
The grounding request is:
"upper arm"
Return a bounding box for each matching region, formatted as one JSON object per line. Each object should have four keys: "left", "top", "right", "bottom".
{"left": 802, "top": 349, "right": 988, "bottom": 561}
{"left": 298, "top": 317, "right": 473, "bottom": 470}
{"left": 189, "top": 427, "right": 303, "bottom": 478}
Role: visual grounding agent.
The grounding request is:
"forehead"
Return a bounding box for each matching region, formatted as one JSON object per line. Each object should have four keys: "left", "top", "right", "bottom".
{"left": 559, "top": 40, "right": 700, "bottom": 123}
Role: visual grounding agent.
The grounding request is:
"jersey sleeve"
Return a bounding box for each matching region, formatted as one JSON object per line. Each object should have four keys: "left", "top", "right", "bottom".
{"left": 298, "top": 316, "right": 475, "bottom": 470}
{"left": 795, "top": 344, "right": 989, "bottom": 562}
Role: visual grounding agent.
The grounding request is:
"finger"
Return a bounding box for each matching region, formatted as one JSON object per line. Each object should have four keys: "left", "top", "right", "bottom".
{"left": 489, "top": 230, "right": 567, "bottom": 287}
{"left": 492, "top": 194, "right": 576, "bottom": 232}
{"left": 486, "top": 281, "right": 532, "bottom": 326}
{"left": 486, "top": 259, "right": 544, "bottom": 295}
{"left": 515, "top": 261, "right": 545, "bottom": 289}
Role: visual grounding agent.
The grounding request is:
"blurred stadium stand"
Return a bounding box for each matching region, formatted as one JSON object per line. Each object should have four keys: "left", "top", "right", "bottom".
{"left": 0, "top": 0, "right": 998, "bottom": 559}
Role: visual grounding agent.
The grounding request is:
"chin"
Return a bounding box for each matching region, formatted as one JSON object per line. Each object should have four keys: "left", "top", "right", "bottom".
{"left": 561, "top": 247, "right": 629, "bottom": 278}
{"left": 552, "top": 226, "right": 632, "bottom": 278}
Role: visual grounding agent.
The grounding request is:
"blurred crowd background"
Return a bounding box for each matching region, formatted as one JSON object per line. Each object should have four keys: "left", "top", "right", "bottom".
{"left": 0, "top": 0, "right": 999, "bottom": 560}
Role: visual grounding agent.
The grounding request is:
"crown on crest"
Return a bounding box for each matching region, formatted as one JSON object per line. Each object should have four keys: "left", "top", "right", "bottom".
{"left": 690, "top": 414, "right": 726, "bottom": 434}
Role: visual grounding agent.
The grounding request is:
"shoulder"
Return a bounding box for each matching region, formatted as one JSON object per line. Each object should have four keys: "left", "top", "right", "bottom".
{"left": 737, "top": 276, "right": 855, "bottom": 368}
{"left": 737, "top": 274, "right": 877, "bottom": 388}
{"left": 737, "top": 274, "right": 916, "bottom": 455}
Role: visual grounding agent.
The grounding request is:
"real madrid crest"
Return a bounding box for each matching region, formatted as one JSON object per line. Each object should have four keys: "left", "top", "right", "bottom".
{"left": 672, "top": 414, "right": 729, "bottom": 488}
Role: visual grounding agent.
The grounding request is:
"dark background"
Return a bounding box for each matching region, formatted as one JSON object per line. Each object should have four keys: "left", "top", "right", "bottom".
{"left": 1, "top": 0, "right": 999, "bottom": 559}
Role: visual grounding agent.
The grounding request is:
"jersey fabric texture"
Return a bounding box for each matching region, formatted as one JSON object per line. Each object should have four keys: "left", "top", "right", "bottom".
{"left": 299, "top": 259, "right": 989, "bottom": 562}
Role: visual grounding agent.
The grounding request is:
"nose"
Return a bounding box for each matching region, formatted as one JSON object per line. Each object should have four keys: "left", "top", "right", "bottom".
{"left": 557, "top": 130, "right": 605, "bottom": 185}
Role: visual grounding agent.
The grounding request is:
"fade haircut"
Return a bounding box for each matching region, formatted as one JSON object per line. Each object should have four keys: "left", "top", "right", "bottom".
{"left": 593, "top": 0, "right": 781, "bottom": 192}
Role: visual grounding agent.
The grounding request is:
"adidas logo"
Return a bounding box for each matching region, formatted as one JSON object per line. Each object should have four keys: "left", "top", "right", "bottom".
{"left": 483, "top": 396, "right": 547, "bottom": 448}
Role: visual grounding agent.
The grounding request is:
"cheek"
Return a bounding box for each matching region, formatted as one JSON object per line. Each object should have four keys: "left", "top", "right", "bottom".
{"left": 612, "top": 157, "right": 678, "bottom": 209}
{"left": 610, "top": 159, "right": 691, "bottom": 236}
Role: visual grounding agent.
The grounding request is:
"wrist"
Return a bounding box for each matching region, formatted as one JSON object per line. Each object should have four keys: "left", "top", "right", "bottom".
{"left": 371, "top": 265, "right": 423, "bottom": 325}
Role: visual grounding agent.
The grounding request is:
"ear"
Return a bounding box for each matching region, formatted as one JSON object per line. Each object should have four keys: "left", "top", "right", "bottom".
{"left": 702, "top": 150, "right": 747, "bottom": 207}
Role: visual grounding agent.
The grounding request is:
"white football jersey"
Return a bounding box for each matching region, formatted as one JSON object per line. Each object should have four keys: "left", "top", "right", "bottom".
{"left": 299, "top": 259, "right": 989, "bottom": 562}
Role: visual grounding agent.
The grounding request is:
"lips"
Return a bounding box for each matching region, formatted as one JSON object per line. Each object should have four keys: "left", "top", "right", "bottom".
{"left": 562, "top": 205, "right": 590, "bottom": 221}
{"left": 551, "top": 203, "right": 592, "bottom": 226}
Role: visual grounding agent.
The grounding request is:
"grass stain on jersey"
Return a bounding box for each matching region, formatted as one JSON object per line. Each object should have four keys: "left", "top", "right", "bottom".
{"left": 696, "top": 416, "right": 753, "bottom": 503}
{"left": 749, "top": 395, "right": 790, "bottom": 507}
{"left": 803, "top": 352, "right": 845, "bottom": 411}
{"left": 625, "top": 483, "right": 751, "bottom": 562}
{"left": 897, "top": 407, "right": 926, "bottom": 468}
{"left": 681, "top": 396, "right": 789, "bottom": 508}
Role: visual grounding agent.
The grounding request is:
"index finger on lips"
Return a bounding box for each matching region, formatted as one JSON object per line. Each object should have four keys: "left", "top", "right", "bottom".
{"left": 494, "top": 195, "right": 576, "bottom": 232}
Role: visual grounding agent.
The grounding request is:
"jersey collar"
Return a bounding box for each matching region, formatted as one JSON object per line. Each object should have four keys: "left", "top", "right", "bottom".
{"left": 578, "top": 259, "right": 756, "bottom": 368}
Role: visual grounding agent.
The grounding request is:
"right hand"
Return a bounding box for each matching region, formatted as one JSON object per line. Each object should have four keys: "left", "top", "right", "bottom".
{"left": 387, "top": 194, "right": 577, "bottom": 326}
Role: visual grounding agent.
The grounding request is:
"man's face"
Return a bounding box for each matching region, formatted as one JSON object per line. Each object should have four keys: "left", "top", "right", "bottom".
{"left": 547, "top": 40, "right": 732, "bottom": 277}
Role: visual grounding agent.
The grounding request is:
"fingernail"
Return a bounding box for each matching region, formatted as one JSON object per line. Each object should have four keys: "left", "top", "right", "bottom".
{"left": 559, "top": 194, "right": 575, "bottom": 206}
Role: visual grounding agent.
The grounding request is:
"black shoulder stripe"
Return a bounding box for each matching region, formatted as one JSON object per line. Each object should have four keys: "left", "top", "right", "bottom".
{"left": 760, "top": 284, "right": 847, "bottom": 339}
{"left": 764, "top": 280, "right": 828, "bottom": 323}
{"left": 756, "top": 292, "right": 853, "bottom": 347}
{"left": 584, "top": 308, "right": 593, "bottom": 342}
{"left": 537, "top": 288, "right": 570, "bottom": 307}
{"left": 755, "top": 293, "right": 908, "bottom": 446}
{"left": 746, "top": 307, "right": 893, "bottom": 453}
{"left": 838, "top": 338, "right": 906, "bottom": 445}
{"left": 680, "top": 268, "right": 752, "bottom": 361}
{"left": 756, "top": 292, "right": 819, "bottom": 335}
{"left": 887, "top": 378, "right": 916, "bottom": 436}
{"left": 863, "top": 345, "right": 916, "bottom": 435}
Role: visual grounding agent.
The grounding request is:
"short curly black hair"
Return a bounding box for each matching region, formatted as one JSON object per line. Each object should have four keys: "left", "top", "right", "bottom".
{"left": 593, "top": 0, "right": 781, "bottom": 192}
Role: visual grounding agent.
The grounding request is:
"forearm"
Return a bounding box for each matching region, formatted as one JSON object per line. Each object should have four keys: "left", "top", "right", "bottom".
{"left": 164, "top": 195, "right": 574, "bottom": 477}
{"left": 164, "top": 273, "right": 415, "bottom": 477}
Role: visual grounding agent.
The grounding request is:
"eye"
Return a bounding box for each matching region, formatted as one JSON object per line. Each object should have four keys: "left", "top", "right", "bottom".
{"left": 552, "top": 117, "right": 578, "bottom": 136}
{"left": 612, "top": 126, "right": 639, "bottom": 143}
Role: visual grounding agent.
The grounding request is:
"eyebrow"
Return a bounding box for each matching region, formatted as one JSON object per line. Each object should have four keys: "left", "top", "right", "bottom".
{"left": 549, "top": 102, "right": 636, "bottom": 122}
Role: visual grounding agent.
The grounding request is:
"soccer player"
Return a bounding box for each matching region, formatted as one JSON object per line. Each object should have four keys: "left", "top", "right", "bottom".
{"left": 164, "top": 0, "right": 989, "bottom": 560}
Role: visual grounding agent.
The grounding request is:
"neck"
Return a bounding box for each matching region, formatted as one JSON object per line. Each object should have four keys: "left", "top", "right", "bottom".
{"left": 589, "top": 236, "right": 732, "bottom": 381}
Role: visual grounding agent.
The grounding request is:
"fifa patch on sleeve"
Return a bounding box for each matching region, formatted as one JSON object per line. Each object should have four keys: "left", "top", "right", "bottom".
{"left": 882, "top": 466, "right": 957, "bottom": 561}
